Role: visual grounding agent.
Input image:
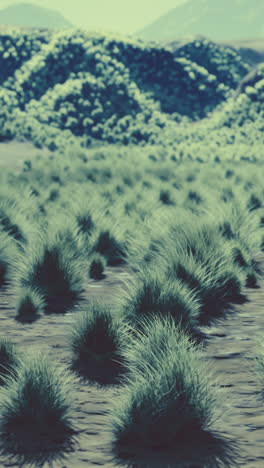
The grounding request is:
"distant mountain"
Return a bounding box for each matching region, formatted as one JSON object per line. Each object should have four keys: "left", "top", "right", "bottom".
{"left": 137, "top": 0, "right": 264, "bottom": 42}
{"left": 0, "top": 3, "right": 73, "bottom": 29}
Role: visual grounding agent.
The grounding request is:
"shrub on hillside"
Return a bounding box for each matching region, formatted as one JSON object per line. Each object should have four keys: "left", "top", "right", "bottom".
{"left": 174, "top": 39, "right": 248, "bottom": 89}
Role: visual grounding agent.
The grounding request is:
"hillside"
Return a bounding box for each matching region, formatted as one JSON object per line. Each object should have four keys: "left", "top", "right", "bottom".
{"left": 0, "top": 29, "right": 262, "bottom": 160}
{"left": 0, "top": 3, "right": 73, "bottom": 29}
{"left": 167, "top": 36, "right": 264, "bottom": 67}
{"left": 138, "top": 0, "right": 264, "bottom": 42}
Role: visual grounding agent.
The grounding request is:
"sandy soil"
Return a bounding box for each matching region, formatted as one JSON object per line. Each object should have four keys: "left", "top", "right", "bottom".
{"left": 0, "top": 261, "right": 263, "bottom": 467}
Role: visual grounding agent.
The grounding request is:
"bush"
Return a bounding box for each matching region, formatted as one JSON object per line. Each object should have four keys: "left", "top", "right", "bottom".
{"left": 69, "top": 303, "right": 126, "bottom": 384}
{"left": 89, "top": 253, "right": 106, "bottom": 280}
{"left": 16, "top": 287, "right": 45, "bottom": 322}
{"left": 0, "top": 339, "right": 19, "bottom": 385}
{"left": 110, "top": 317, "right": 218, "bottom": 450}
{"left": 0, "top": 30, "right": 50, "bottom": 85}
{"left": 0, "top": 353, "right": 76, "bottom": 459}
{"left": 174, "top": 39, "right": 248, "bottom": 89}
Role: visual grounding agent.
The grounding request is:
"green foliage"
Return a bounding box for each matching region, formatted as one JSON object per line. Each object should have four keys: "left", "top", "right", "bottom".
{"left": 92, "top": 229, "right": 127, "bottom": 266}
{"left": 166, "top": 247, "right": 245, "bottom": 325}
{"left": 0, "top": 231, "right": 16, "bottom": 286}
{"left": 175, "top": 39, "right": 249, "bottom": 89}
{"left": 0, "top": 29, "right": 251, "bottom": 149}
{"left": 0, "top": 30, "right": 51, "bottom": 86}
{"left": 69, "top": 303, "right": 126, "bottom": 384}
{"left": 16, "top": 287, "right": 45, "bottom": 322}
{"left": 0, "top": 353, "right": 76, "bottom": 457}
{"left": 89, "top": 253, "right": 106, "bottom": 280}
{"left": 122, "top": 268, "right": 200, "bottom": 336}
{"left": 110, "top": 316, "right": 218, "bottom": 449}
{"left": 0, "top": 339, "right": 19, "bottom": 385}
{"left": 16, "top": 228, "right": 86, "bottom": 313}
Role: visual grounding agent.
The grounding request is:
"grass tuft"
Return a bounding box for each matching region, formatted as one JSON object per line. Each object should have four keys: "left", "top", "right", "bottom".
{"left": 0, "top": 231, "right": 16, "bottom": 286}
{"left": 70, "top": 303, "right": 126, "bottom": 385}
{"left": 122, "top": 268, "right": 201, "bottom": 337}
{"left": 110, "top": 316, "right": 219, "bottom": 450}
{"left": 16, "top": 287, "right": 45, "bottom": 322}
{"left": 93, "top": 230, "right": 127, "bottom": 266}
{"left": 0, "top": 339, "right": 19, "bottom": 386}
{"left": 16, "top": 229, "right": 86, "bottom": 313}
{"left": 0, "top": 352, "right": 76, "bottom": 459}
{"left": 89, "top": 254, "right": 106, "bottom": 280}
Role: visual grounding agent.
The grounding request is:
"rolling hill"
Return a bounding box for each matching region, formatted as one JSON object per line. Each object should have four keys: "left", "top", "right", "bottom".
{"left": 138, "top": 0, "right": 264, "bottom": 42}
{"left": 0, "top": 3, "right": 73, "bottom": 29}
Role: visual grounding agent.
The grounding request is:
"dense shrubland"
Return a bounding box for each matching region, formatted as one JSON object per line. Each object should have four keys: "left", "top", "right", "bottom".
{"left": 173, "top": 38, "right": 249, "bottom": 89}
{"left": 0, "top": 29, "right": 257, "bottom": 150}
{"left": 0, "top": 28, "right": 263, "bottom": 465}
{"left": 0, "top": 29, "right": 51, "bottom": 86}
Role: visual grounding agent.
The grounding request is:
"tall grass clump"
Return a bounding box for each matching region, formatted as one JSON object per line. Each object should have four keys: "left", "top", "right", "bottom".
{"left": 110, "top": 317, "right": 219, "bottom": 450}
{"left": 70, "top": 303, "right": 126, "bottom": 384}
{"left": 168, "top": 221, "right": 225, "bottom": 265}
{"left": 166, "top": 250, "right": 245, "bottom": 325}
{"left": 0, "top": 198, "right": 31, "bottom": 247}
{"left": 121, "top": 268, "right": 200, "bottom": 337}
{"left": 16, "top": 229, "right": 86, "bottom": 313}
{"left": 89, "top": 253, "right": 106, "bottom": 280}
{"left": 16, "top": 287, "right": 45, "bottom": 322}
{"left": 92, "top": 229, "right": 127, "bottom": 266}
{"left": 0, "top": 339, "right": 19, "bottom": 386}
{"left": 0, "top": 231, "right": 16, "bottom": 286}
{"left": 0, "top": 353, "right": 76, "bottom": 458}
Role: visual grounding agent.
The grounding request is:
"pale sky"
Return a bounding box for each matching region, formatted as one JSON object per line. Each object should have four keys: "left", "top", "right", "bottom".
{"left": 0, "top": 0, "right": 187, "bottom": 33}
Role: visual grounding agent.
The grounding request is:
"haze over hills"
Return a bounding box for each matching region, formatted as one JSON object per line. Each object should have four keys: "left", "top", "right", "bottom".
{"left": 138, "top": 0, "right": 264, "bottom": 42}
{"left": 0, "top": 3, "right": 73, "bottom": 29}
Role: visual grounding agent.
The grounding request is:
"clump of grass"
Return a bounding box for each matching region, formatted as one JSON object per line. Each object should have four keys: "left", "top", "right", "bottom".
{"left": 122, "top": 269, "right": 200, "bottom": 337}
{"left": 168, "top": 252, "right": 245, "bottom": 325}
{"left": 0, "top": 231, "right": 16, "bottom": 286}
{"left": 92, "top": 229, "right": 127, "bottom": 266}
{"left": 230, "top": 245, "right": 261, "bottom": 288}
{"left": 89, "top": 254, "right": 106, "bottom": 280}
{"left": 70, "top": 303, "right": 126, "bottom": 385}
{"left": 247, "top": 193, "right": 262, "bottom": 212}
{"left": 0, "top": 353, "right": 76, "bottom": 458}
{"left": 76, "top": 210, "right": 95, "bottom": 237}
{"left": 17, "top": 229, "right": 86, "bottom": 313}
{"left": 0, "top": 197, "right": 32, "bottom": 247}
{"left": 219, "top": 221, "right": 235, "bottom": 240}
{"left": 110, "top": 316, "right": 218, "bottom": 450}
{"left": 0, "top": 339, "right": 19, "bottom": 386}
{"left": 159, "top": 189, "right": 174, "bottom": 205}
{"left": 169, "top": 221, "right": 224, "bottom": 265}
{"left": 16, "top": 287, "right": 45, "bottom": 322}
